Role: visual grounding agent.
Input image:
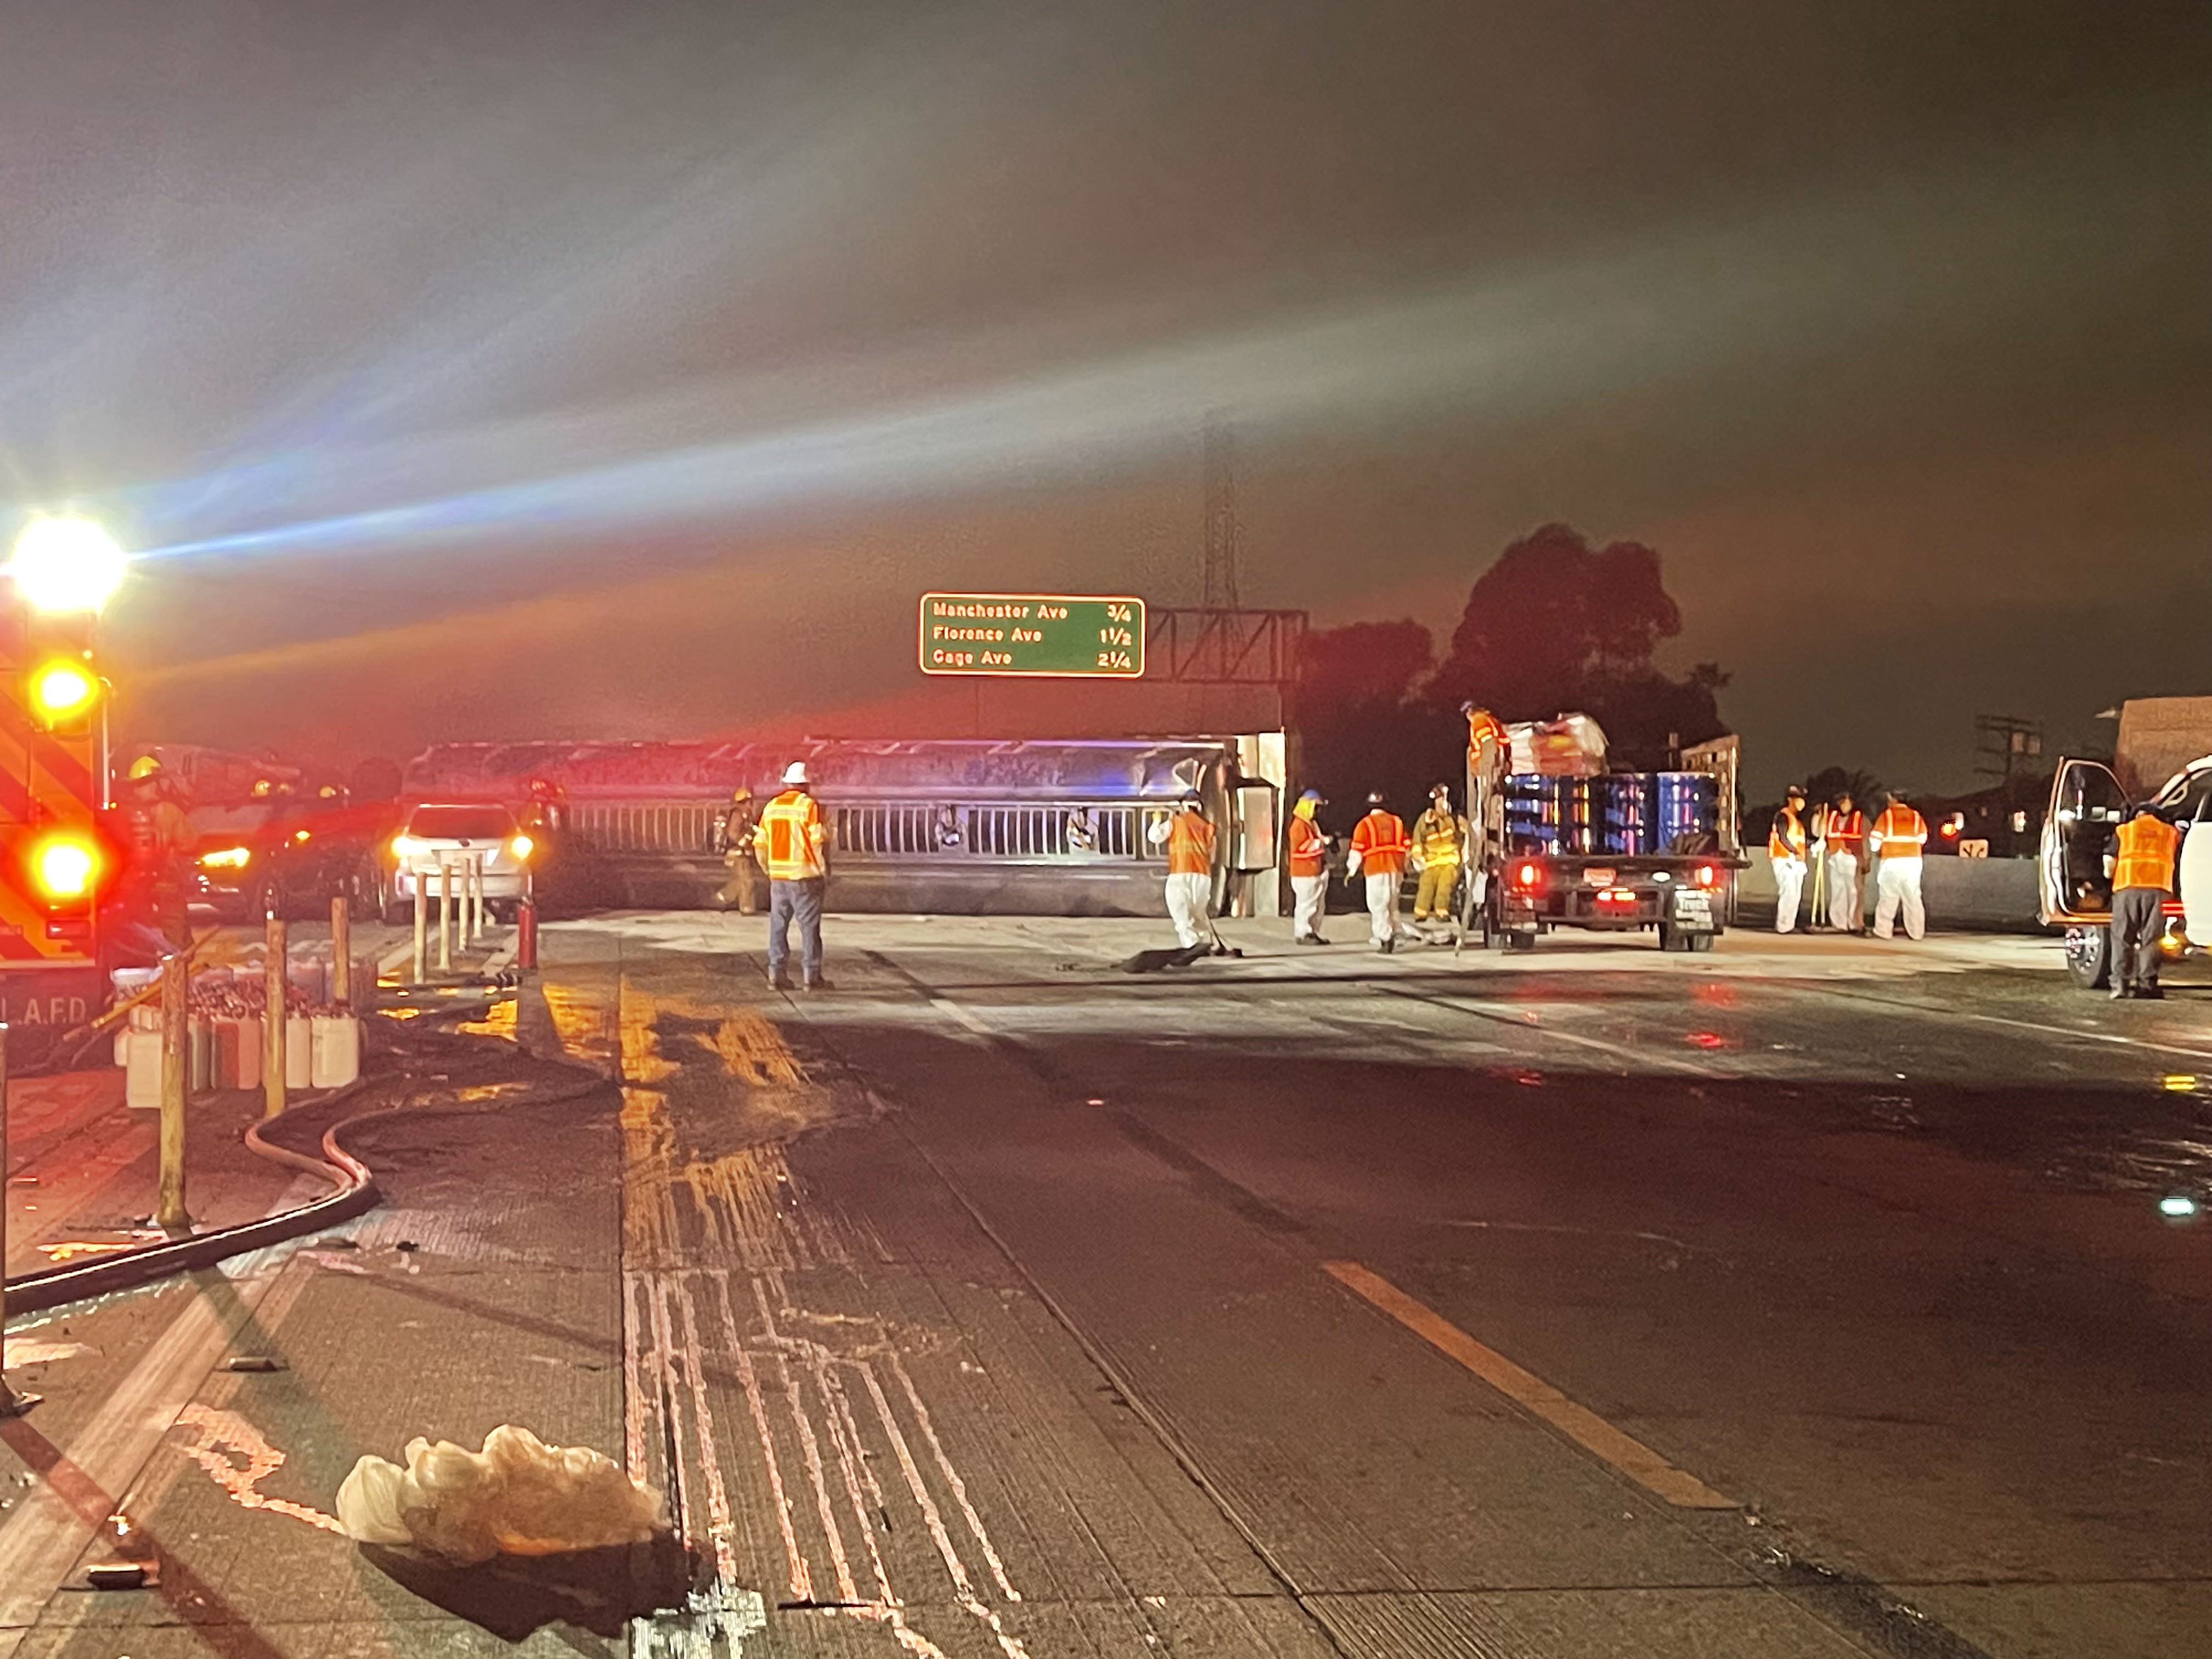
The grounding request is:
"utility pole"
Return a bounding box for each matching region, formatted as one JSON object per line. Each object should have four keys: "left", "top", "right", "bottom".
{"left": 1202, "top": 413, "right": 1240, "bottom": 611}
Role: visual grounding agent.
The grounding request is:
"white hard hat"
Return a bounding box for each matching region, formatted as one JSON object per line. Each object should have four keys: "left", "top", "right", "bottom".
{"left": 782, "top": 761, "right": 810, "bottom": 786}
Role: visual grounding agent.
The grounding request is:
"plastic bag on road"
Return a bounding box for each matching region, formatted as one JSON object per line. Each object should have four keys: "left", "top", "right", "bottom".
{"left": 337, "top": 1424, "right": 666, "bottom": 1564}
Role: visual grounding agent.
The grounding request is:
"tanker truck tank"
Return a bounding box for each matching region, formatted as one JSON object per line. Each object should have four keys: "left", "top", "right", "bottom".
{"left": 402, "top": 738, "right": 1272, "bottom": 916}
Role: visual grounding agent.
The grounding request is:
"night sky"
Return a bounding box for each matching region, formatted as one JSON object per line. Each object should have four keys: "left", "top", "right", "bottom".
{"left": 3, "top": 0, "right": 2206, "bottom": 796}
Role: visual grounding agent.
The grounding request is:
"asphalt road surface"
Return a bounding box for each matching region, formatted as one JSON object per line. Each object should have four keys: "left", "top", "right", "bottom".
{"left": 3, "top": 914, "right": 2207, "bottom": 1658}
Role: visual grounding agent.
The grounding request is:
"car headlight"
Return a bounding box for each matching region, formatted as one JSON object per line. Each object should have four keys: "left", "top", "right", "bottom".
{"left": 198, "top": 846, "right": 253, "bottom": 870}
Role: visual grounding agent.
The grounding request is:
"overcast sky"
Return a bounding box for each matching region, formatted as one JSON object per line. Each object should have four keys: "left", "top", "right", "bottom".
{"left": 3, "top": 0, "right": 2206, "bottom": 795}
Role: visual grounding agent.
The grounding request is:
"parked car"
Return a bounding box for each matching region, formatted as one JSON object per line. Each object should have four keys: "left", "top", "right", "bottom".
{"left": 187, "top": 788, "right": 390, "bottom": 922}
{"left": 379, "top": 802, "right": 534, "bottom": 924}
{"left": 2038, "top": 755, "right": 2212, "bottom": 988}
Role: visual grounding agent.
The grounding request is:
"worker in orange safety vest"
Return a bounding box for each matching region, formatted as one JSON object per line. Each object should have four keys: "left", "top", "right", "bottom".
{"left": 1346, "top": 792, "right": 1410, "bottom": 953}
{"left": 1286, "top": 789, "right": 1331, "bottom": 945}
{"left": 755, "top": 761, "right": 831, "bottom": 990}
{"left": 1820, "top": 791, "right": 1867, "bottom": 933}
{"left": 1147, "top": 790, "right": 1217, "bottom": 949}
{"left": 1869, "top": 790, "right": 1929, "bottom": 940}
{"left": 1769, "top": 785, "right": 1810, "bottom": 934}
{"left": 2103, "top": 803, "right": 2181, "bottom": 1000}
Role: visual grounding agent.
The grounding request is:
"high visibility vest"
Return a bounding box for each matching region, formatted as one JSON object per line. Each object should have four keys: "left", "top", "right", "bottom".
{"left": 1768, "top": 807, "right": 1808, "bottom": 861}
{"left": 1822, "top": 808, "right": 1865, "bottom": 857}
{"left": 1287, "top": 814, "right": 1327, "bottom": 877}
{"left": 1351, "top": 810, "right": 1409, "bottom": 877}
{"left": 1415, "top": 808, "right": 1465, "bottom": 867}
{"left": 1165, "top": 811, "right": 1215, "bottom": 876}
{"left": 2112, "top": 814, "right": 2179, "bottom": 891}
{"left": 758, "top": 790, "right": 826, "bottom": 880}
{"left": 1871, "top": 805, "right": 1927, "bottom": 859}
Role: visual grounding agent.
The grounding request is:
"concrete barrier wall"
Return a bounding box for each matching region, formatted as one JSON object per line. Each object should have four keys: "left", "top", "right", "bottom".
{"left": 1734, "top": 856, "right": 2047, "bottom": 933}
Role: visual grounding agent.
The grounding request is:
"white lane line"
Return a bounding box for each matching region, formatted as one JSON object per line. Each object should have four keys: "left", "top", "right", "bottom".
{"left": 1372, "top": 985, "right": 1725, "bottom": 1077}
{"left": 1324, "top": 1259, "right": 1738, "bottom": 1510}
{"left": 1820, "top": 985, "right": 2212, "bottom": 1066}
{"left": 931, "top": 998, "right": 996, "bottom": 1039}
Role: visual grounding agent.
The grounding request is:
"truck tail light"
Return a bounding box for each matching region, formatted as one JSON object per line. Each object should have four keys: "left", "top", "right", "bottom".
{"left": 30, "top": 831, "right": 104, "bottom": 905}
{"left": 1695, "top": 864, "right": 1718, "bottom": 888}
{"left": 1514, "top": 861, "right": 1542, "bottom": 889}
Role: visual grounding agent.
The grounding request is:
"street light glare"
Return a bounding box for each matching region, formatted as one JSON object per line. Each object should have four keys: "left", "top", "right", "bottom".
{"left": 7, "top": 516, "right": 127, "bottom": 614}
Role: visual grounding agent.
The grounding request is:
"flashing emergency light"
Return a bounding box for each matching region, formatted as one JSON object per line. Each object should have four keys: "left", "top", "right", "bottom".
{"left": 7, "top": 517, "right": 127, "bottom": 614}
{"left": 30, "top": 832, "right": 101, "bottom": 902}
{"left": 27, "top": 657, "right": 100, "bottom": 727}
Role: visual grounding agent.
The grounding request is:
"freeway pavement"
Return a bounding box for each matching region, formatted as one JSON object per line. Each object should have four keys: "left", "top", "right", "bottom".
{"left": 2, "top": 912, "right": 2207, "bottom": 1658}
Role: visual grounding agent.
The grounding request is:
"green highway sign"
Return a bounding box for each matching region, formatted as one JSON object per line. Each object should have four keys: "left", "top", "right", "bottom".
{"left": 918, "top": 592, "right": 1146, "bottom": 678}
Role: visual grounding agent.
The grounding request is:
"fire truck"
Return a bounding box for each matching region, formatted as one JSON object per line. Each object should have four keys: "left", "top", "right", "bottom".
{"left": 0, "top": 518, "right": 129, "bottom": 1065}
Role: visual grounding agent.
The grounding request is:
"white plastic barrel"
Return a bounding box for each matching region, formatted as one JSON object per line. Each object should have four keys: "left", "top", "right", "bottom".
{"left": 236, "top": 1015, "right": 263, "bottom": 1091}
{"left": 285, "top": 1015, "right": 313, "bottom": 1089}
{"left": 310, "top": 1016, "right": 361, "bottom": 1088}
{"left": 123, "top": 1030, "right": 163, "bottom": 1108}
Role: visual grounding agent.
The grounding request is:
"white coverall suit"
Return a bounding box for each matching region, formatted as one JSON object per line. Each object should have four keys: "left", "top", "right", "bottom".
{"left": 1769, "top": 803, "right": 1809, "bottom": 934}
{"left": 1149, "top": 808, "right": 1216, "bottom": 949}
{"left": 1870, "top": 805, "right": 1928, "bottom": 940}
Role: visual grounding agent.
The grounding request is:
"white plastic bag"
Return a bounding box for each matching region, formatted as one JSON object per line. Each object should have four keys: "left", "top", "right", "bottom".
{"left": 336, "top": 1424, "right": 666, "bottom": 1563}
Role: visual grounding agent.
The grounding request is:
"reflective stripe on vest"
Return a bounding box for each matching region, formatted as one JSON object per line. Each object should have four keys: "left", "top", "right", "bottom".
{"left": 1417, "top": 810, "right": 1463, "bottom": 865}
{"left": 1872, "top": 806, "right": 1926, "bottom": 858}
{"left": 1352, "top": 811, "right": 1409, "bottom": 872}
{"left": 1167, "top": 812, "right": 1215, "bottom": 876}
{"left": 1769, "top": 808, "right": 1808, "bottom": 860}
{"left": 2113, "top": 815, "right": 2179, "bottom": 891}
{"left": 760, "top": 791, "right": 824, "bottom": 880}
{"left": 1288, "top": 816, "right": 1327, "bottom": 877}
{"left": 1823, "top": 809, "right": 1865, "bottom": 853}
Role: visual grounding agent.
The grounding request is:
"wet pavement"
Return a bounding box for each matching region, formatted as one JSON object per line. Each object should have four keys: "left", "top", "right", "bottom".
{"left": 1, "top": 913, "right": 2207, "bottom": 1657}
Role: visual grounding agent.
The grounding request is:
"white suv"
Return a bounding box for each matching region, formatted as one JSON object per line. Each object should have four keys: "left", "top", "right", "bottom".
{"left": 383, "top": 803, "right": 533, "bottom": 923}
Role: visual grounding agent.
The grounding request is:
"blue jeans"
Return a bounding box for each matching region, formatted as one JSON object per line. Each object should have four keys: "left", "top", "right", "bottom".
{"left": 767, "top": 878, "right": 824, "bottom": 983}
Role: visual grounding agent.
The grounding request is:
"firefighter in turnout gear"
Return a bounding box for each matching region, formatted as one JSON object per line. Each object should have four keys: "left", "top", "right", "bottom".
{"left": 713, "top": 785, "right": 760, "bottom": 915}
{"left": 1870, "top": 790, "right": 1929, "bottom": 940}
{"left": 1148, "top": 791, "right": 1217, "bottom": 950}
{"left": 755, "top": 761, "right": 831, "bottom": 990}
{"left": 1347, "top": 792, "right": 1410, "bottom": 953}
{"left": 1410, "top": 784, "right": 1467, "bottom": 936}
{"left": 2103, "top": 803, "right": 2181, "bottom": 1000}
{"left": 117, "top": 754, "right": 190, "bottom": 949}
{"left": 1287, "top": 789, "right": 1330, "bottom": 945}
{"left": 1770, "top": 785, "right": 1810, "bottom": 934}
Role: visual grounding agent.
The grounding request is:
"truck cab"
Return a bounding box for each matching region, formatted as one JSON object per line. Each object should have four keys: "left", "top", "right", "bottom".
{"left": 2039, "top": 754, "right": 2212, "bottom": 988}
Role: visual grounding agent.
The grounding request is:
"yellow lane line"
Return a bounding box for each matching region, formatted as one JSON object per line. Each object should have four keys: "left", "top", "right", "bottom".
{"left": 1321, "top": 1259, "right": 1739, "bottom": 1510}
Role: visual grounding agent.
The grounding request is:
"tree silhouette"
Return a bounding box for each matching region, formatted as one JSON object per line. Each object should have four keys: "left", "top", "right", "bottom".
{"left": 1295, "top": 523, "right": 1729, "bottom": 810}
{"left": 1432, "top": 523, "right": 1682, "bottom": 719}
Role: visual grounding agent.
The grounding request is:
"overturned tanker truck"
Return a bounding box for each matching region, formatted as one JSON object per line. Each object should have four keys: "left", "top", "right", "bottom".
{"left": 401, "top": 738, "right": 1282, "bottom": 916}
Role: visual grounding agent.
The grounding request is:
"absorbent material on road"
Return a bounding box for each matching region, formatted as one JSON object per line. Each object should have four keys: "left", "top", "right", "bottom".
{"left": 337, "top": 1424, "right": 667, "bottom": 1562}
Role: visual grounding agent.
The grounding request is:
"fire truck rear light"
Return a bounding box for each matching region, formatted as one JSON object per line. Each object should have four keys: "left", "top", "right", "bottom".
{"left": 32, "top": 834, "right": 100, "bottom": 901}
